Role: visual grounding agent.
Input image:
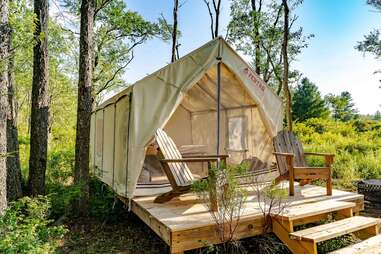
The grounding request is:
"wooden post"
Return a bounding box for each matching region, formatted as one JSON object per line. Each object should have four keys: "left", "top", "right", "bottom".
{"left": 325, "top": 155, "right": 333, "bottom": 196}
{"left": 208, "top": 161, "right": 218, "bottom": 212}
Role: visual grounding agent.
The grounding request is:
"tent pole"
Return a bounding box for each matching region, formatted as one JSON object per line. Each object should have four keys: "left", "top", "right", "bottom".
{"left": 216, "top": 61, "right": 221, "bottom": 159}
{"left": 125, "top": 91, "right": 133, "bottom": 207}
{"left": 209, "top": 58, "right": 222, "bottom": 212}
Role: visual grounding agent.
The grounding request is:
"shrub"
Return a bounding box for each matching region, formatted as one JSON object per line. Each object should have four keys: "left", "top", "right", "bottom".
{"left": 0, "top": 196, "right": 67, "bottom": 254}
{"left": 192, "top": 163, "right": 248, "bottom": 253}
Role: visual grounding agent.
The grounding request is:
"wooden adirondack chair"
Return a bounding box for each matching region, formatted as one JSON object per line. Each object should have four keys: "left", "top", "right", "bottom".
{"left": 273, "top": 130, "right": 334, "bottom": 196}
{"left": 154, "top": 128, "right": 228, "bottom": 205}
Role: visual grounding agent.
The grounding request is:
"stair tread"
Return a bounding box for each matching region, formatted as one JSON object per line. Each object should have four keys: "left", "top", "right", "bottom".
{"left": 290, "top": 216, "right": 381, "bottom": 243}
{"left": 272, "top": 200, "right": 355, "bottom": 221}
{"left": 329, "top": 234, "right": 381, "bottom": 254}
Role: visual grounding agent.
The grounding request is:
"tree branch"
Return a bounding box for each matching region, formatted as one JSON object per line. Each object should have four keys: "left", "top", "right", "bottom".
{"left": 203, "top": 0, "right": 215, "bottom": 39}
{"left": 94, "top": 0, "right": 112, "bottom": 18}
{"left": 96, "top": 51, "right": 134, "bottom": 95}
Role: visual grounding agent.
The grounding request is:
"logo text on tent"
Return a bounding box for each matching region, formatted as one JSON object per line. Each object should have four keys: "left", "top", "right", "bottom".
{"left": 242, "top": 67, "right": 266, "bottom": 92}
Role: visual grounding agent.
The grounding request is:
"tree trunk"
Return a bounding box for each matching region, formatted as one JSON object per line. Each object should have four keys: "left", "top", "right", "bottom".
{"left": 28, "top": 0, "right": 49, "bottom": 196}
{"left": 282, "top": 0, "right": 292, "bottom": 131}
{"left": 7, "top": 26, "right": 23, "bottom": 201}
{"left": 214, "top": 0, "right": 221, "bottom": 38}
{"left": 74, "top": 0, "right": 95, "bottom": 216}
{"left": 251, "top": 0, "right": 261, "bottom": 75}
{"left": 0, "top": 0, "right": 10, "bottom": 214}
{"left": 171, "top": 0, "right": 179, "bottom": 63}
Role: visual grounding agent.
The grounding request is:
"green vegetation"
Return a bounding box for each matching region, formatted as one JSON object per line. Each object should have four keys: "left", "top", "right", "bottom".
{"left": 0, "top": 196, "right": 67, "bottom": 253}
{"left": 325, "top": 92, "right": 359, "bottom": 122}
{"left": 295, "top": 117, "right": 381, "bottom": 189}
{"left": 292, "top": 78, "right": 329, "bottom": 122}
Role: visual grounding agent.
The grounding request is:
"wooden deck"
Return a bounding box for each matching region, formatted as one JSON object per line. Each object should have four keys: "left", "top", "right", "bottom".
{"left": 130, "top": 183, "right": 364, "bottom": 254}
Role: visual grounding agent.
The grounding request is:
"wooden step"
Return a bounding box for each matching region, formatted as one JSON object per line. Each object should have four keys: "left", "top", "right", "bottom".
{"left": 290, "top": 216, "right": 381, "bottom": 243}
{"left": 273, "top": 200, "right": 355, "bottom": 221}
{"left": 329, "top": 234, "right": 381, "bottom": 254}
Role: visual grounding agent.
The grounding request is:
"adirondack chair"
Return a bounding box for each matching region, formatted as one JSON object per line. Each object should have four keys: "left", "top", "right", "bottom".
{"left": 154, "top": 128, "right": 228, "bottom": 205}
{"left": 273, "top": 130, "right": 334, "bottom": 196}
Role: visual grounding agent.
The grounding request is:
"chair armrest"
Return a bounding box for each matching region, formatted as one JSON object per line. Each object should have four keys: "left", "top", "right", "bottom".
{"left": 160, "top": 157, "right": 220, "bottom": 163}
{"left": 304, "top": 152, "right": 335, "bottom": 158}
{"left": 293, "top": 166, "right": 331, "bottom": 170}
{"left": 273, "top": 152, "right": 294, "bottom": 157}
{"left": 304, "top": 152, "right": 335, "bottom": 166}
{"left": 182, "top": 154, "right": 229, "bottom": 159}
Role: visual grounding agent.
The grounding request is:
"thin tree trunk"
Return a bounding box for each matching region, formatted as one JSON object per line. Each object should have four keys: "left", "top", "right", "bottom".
{"left": 28, "top": 0, "right": 49, "bottom": 196}
{"left": 171, "top": 0, "right": 179, "bottom": 63}
{"left": 251, "top": 0, "right": 262, "bottom": 75}
{"left": 7, "top": 26, "right": 22, "bottom": 201}
{"left": 214, "top": 0, "right": 221, "bottom": 38}
{"left": 74, "top": 0, "right": 95, "bottom": 216}
{"left": 282, "top": 0, "right": 292, "bottom": 131}
{"left": 203, "top": 0, "right": 214, "bottom": 39}
{"left": 0, "top": 0, "right": 10, "bottom": 214}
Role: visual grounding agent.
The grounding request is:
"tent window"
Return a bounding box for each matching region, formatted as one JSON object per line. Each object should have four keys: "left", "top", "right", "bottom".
{"left": 227, "top": 116, "right": 248, "bottom": 151}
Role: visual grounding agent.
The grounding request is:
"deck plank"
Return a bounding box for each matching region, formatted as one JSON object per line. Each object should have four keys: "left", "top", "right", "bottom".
{"left": 329, "top": 234, "right": 381, "bottom": 254}
{"left": 273, "top": 200, "right": 355, "bottom": 221}
{"left": 290, "top": 216, "right": 381, "bottom": 243}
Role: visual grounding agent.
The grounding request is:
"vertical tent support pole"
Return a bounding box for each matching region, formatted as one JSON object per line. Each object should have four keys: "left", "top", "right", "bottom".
{"left": 93, "top": 111, "right": 97, "bottom": 173}
{"left": 216, "top": 60, "right": 222, "bottom": 158}
{"left": 112, "top": 103, "right": 117, "bottom": 190}
{"left": 209, "top": 57, "right": 222, "bottom": 212}
{"left": 101, "top": 109, "right": 105, "bottom": 178}
{"left": 125, "top": 91, "right": 133, "bottom": 210}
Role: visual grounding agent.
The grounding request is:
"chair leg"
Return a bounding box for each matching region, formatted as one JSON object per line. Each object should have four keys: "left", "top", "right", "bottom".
{"left": 289, "top": 175, "right": 295, "bottom": 196}
{"left": 327, "top": 176, "right": 332, "bottom": 196}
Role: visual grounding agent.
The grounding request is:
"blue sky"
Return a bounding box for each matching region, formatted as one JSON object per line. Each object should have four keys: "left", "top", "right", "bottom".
{"left": 124, "top": 0, "right": 380, "bottom": 114}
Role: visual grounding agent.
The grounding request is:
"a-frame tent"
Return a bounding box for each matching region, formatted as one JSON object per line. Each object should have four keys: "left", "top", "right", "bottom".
{"left": 90, "top": 37, "right": 283, "bottom": 199}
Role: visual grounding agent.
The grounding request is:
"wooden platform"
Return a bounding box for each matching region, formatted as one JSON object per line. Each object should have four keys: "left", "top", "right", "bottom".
{"left": 130, "top": 183, "right": 364, "bottom": 254}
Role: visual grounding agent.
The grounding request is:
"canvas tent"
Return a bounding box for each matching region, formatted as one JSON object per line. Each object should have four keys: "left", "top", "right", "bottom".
{"left": 90, "top": 37, "right": 284, "bottom": 199}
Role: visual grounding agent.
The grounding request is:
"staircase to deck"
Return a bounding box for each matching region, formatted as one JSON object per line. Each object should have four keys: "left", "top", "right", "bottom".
{"left": 271, "top": 200, "right": 381, "bottom": 254}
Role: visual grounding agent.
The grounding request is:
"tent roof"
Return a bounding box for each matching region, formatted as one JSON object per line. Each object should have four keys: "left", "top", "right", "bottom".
{"left": 96, "top": 37, "right": 282, "bottom": 111}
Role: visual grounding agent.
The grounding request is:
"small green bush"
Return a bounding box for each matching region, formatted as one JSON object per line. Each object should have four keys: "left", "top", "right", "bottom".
{"left": 0, "top": 196, "right": 67, "bottom": 254}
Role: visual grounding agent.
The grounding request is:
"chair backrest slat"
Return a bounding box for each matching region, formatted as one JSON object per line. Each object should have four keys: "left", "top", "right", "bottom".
{"left": 155, "top": 129, "right": 194, "bottom": 187}
{"left": 273, "top": 130, "right": 307, "bottom": 176}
